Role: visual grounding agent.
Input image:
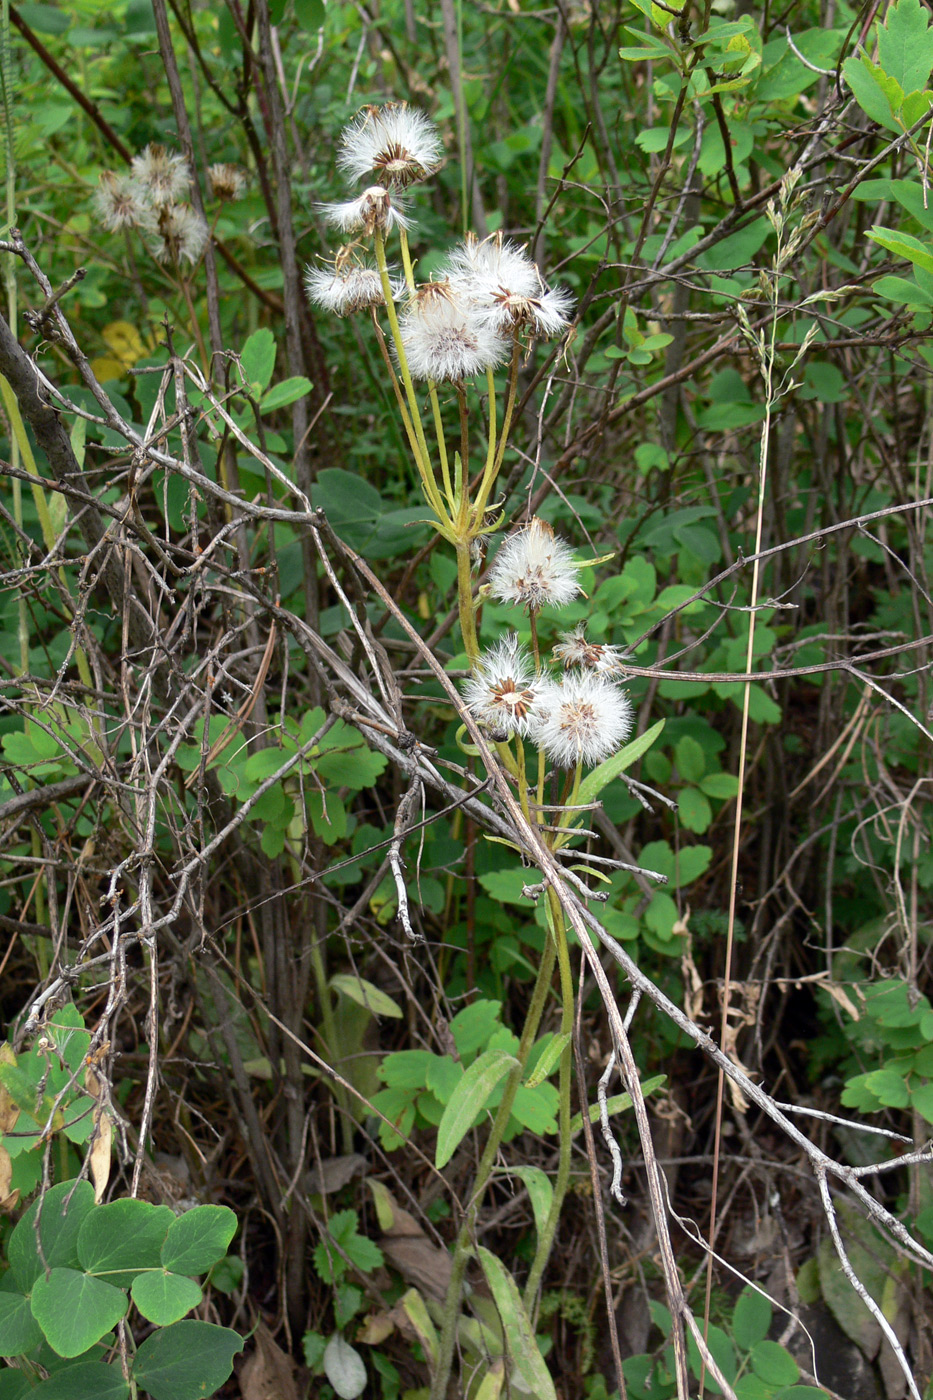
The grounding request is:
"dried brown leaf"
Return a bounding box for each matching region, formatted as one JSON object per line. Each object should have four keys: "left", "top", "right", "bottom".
{"left": 0, "top": 1044, "right": 20, "bottom": 1135}
{"left": 238, "top": 1319, "right": 299, "bottom": 1400}
{"left": 89, "top": 1109, "right": 113, "bottom": 1202}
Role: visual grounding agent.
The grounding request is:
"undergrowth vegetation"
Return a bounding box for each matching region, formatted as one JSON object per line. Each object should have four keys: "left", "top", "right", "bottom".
{"left": 2, "top": 0, "right": 933, "bottom": 1396}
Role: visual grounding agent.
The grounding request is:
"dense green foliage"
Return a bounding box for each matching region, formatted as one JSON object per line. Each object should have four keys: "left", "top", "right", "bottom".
{"left": 2, "top": 0, "right": 933, "bottom": 1395}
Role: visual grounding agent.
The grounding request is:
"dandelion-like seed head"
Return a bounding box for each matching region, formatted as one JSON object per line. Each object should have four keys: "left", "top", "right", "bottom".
{"left": 305, "top": 253, "right": 403, "bottom": 316}
{"left": 462, "top": 634, "right": 540, "bottom": 737}
{"left": 131, "top": 144, "right": 191, "bottom": 207}
{"left": 156, "top": 204, "right": 209, "bottom": 265}
{"left": 553, "top": 624, "right": 623, "bottom": 675}
{"left": 338, "top": 103, "right": 443, "bottom": 189}
{"left": 208, "top": 163, "right": 247, "bottom": 202}
{"left": 321, "top": 185, "right": 412, "bottom": 236}
{"left": 487, "top": 517, "right": 581, "bottom": 611}
{"left": 444, "top": 233, "right": 575, "bottom": 339}
{"left": 529, "top": 671, "right": 633, "bottom": 768}
{"left": 400, "top": 292, "right": 508, "bottom": 382}
{"left": 96, "top": 171, "right": 154, "bottom": 232}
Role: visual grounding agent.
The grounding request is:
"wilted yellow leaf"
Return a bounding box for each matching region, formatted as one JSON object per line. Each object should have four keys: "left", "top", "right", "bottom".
{"left": 0, "top": 1044, "right": 20, "bottom": 1135}
{"left": 89, "top": 1108, "right": 113, "bottom": 1202}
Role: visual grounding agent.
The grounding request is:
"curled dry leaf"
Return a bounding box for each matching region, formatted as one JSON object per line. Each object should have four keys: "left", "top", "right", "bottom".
{"left": 238, "top": 1319, "right": 299, "bottom": 1400}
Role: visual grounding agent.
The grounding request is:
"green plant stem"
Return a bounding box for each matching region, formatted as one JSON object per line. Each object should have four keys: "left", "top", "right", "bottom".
{"left": 523, "top": 888, "right": 574, "bottom": 1310}
{"left": 307, "top": 921, "right": 354, "bottom": 1155}
{"left": 429, "top": 933, "right": 558, "bottom": 1400}
{"left": 455, "top": 538, "right": 480, "bottom": 666}
{"left": 427, "top": 381, "right": 455, "bottom": 510}
{"left": 474, "top": 342, "right": 520, "bottom": 520}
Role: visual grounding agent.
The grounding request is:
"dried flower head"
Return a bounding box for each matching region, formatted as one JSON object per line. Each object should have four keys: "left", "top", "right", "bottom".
{"left": 305, "top": 255, "right": 403, "bottom": 316}
{"left": 529, "top": 672, "right": 633, "bottom": 768}
{"left": 95, "top": 171, "right": 154, "bottom": 232}
{"left": 131, "top": 144, "right": 191, "bottom": 207}
{"left": 156, "top": 204, "right": 209, "bottom": 265}
{"left": 321, "top": 185, "right": 412, "bottom": 236}
{"left": 487, "top": 517, "right": 581, "bottom": 611}
{"left": 444, "top": 233, "right": 575, "bottom": 339}
{"left": 208, "top": 163, "right": 247, "bottom": 202}
{"left": 553, "top": 624, "right": 623, "bottom": 675}
{"left": 400, "top": 291, "right": 508, "bottom": 382}
{"left": 462, "top": 634, "right": 540, "bottom": 737}
{"left": 338, "top": 103, "right": 442, "bottom": 189}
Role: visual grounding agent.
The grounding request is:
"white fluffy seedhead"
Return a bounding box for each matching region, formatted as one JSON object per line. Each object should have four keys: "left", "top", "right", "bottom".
{"left": 156, "top": 204, "right": 209, "bottom": 265}
{"left": 321, "top": 185, "right": 412, "bottom": 236}
{"left": 96, "top": 171, "right": 155, "bottom": 232}
{"left": 444, "top": 233, "right": 575, "bottom": 339}
{"left": 487, "top": 518, "right": 581, "bottom": 611}
{"left": 462, "top": 634, "right": 541, "bottom": 737}
{"left": 553, "top": 624, "right": 623, "bottom": 675}
{"left": 305, "top": 256, "right": 403, "bottom": 316}
{"left": 529, "top": 671, "right": 633, "bottom": 768}
{"left": 400, "top": 289, "right": 508, "bottom": 382}
{"left": 338, "top": 103, "right": 442, "bottom": 189}
{"left": 131, "top": 144, "right": 191, "bottom": 208}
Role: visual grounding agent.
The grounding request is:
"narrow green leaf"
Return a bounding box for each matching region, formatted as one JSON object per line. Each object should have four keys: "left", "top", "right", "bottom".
{"left": 435, "top": 1049, "right": 518, "bottom": 1168}
{"left": 329, "top": 974, "right": 403, "bottom": 1018}
{"left": 132, "top": 1321, "right": 244, "bottom": 1400}
{"left": 477, "top": 1247, "right": 558, "bottom": 1400}
{"left": 525, "top": 1033, "right": 571, "bottom": 1089}
{"left": 131, "top": 1270, "right": 203, "bottom": 1326}
{"left": 570, "top": 1074, "right": 667, "bottom": 1133}
{"left": 260, "top": 376, "right": 313, "bottom": 410}
{"left": 507, "top": 1166, "right": 553, "bottom": 1239}
{"left": 30, "top": 1268, "right": 128, "bottom": 1357}
{"left": 577, "top": 719, "right": 665, "bottom": 808}
{"left": 239, "top": 328, "right": 276, "bottom": 394}
{"left": 160, "top": 1205, "right": 237, "bottom": 1276}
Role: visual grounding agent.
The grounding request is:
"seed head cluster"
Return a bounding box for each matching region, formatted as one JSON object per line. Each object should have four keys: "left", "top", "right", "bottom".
{"left": 487, "top": 518, "right": 582, "bottom": 611}
{"left": 96, "top": 143, "right": 244, "bottom": 266}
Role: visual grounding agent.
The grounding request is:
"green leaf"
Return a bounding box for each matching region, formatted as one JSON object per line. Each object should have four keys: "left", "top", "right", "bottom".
{"left": 131, "top": 1270, "right": 203, "bottom": 1326}
{"left": 675, "top": 736, "right": 705, "bottom": 783}
{"left": 323, "top": 1332, "right": 367, "bottom": 1399}
{"left": 436, "top": 1049, "right": 518, "bottom": 1168}
{"left": 477, "top": 868, "right": 535, "bottom": 904}
{"left": 160, "top": 1205, "right": 237, "bottom": 1276}
{"left": 910, "top": 1080, "right": 933, "bottom": 1123}
{"left": 699, "top": 772, "right": 739, "bottom": 799}
{"left": 868, "top": 225, "right": 933, "bottom": 274}
{"left": 678, "top": 787, "right": 712, "bottom": 833}
{"left": 477, "top": 1247, "right": 558, "bottom": 1400}
{"left": 578, "top": 719, "right": 665, "bottom": 807}
{"left": 877, "top": 0, "right": 933, "bottom": 94}
{"left": 30, "top": 1362, "right": 129, "bottom": 1399}
{"left": 0, "top": 1289, "right": 44, "bottom": 1355}
{"left": 507, "top": 1166, "right": 553, "bottom": 1239}
{"left": 77, "top": 1199, "right": 174, "bottom": 1287}
{"left": 329, "top": 974, "right": 403, "bottom": 1018}
{"left": 863, "top": 1068, "right": 910, "bottom": 1108}
{"left": 132, "top": 1321, "right": 245, "bottom": 1400}
{"left": 732, "top": 1287, "right": 772, "bottom": 1350}
{"left": 449, "top": 1000, "right": 503, "bottom": 1058}
{"left": 9, "top": 1181, "right": 96, "bottom": 1290}
{"left": 260, "top": 376, "right": 312, "bottom": 411}
{"left": 571, "top": 1074, "right": 666, "bottom": 1132}
{"left": 842, "top": 56, "right": 902, "bottom": 131}
{"left": 750, "top": 1340, "right": 799, "bottom": 1387}
{"left": 525, "top": 1032, "right": 572, "bottom": 1088}
{"left": 30, "top": 1269, "right": 128, "bottom": 1357}
{"left": 508, "top": 1082, "right": 559, "bottom": 1134}
{"left": 239, "top": 329, "right": 276, "bottom": 394}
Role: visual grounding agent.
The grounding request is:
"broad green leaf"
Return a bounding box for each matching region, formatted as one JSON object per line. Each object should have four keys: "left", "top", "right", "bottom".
{"left": 260, "top": 376, "right": 312, "bottom": 411}
{"left": 30, "top": 1362, "right": 129, "bottom": 1399}
{"left": 477, "top": 869, "right": 535, "bottom": 904}
{"left": 732, "top": 1287, "right": 772, "bottom": 1350}
{"left": 449, "top": 1000, "right": 503, "bottom": 1058}
{"left": 873, "top": 274, "right": 933, "bottom": 306}
{"left": 436, "top": 1049, "right": 518, "bottom": 1168}
{"left": 842, "top": 56, "right": 902, "bottom": 131}
{"left": 868, "top": 225, "right": 933, "bottom": 274}
{"left": 77, "top": 1199, "right": 174, "bottom": 1286}
{"left": 323, "top": 1332, "right": 367, "bottom": 1399}
{"left": 131, "top": 1270, "right": 203, "bottom": 1326}
{"left": 477, "top": 1247, "right": 558, "bottom": 1400}
{"left": 132, "top": 1321, "right": 244, "bottom": 1400}
{"left": 239, "top": 328, "right": 276, "bottom": 394}
{"left": 30, "top": 1268, "right": 128, "bottom": 1356}
{"left": 877, "top": 0, "right": 933, "bottom": 94}
{"left": 863, "top": 1068, "right": 910, "bottom": 1107}
{"left": 329, "top": 974, "right": 402, "bottom": 1018}
{"left": 578, "top": 719, "right": 665, "bottom": 808}
{"left": 160, "top": 1205, "right": 237, "bottom": 1276}
{"left": 678, "top": 787, "right": 712, "bottom": 833}
{"left": 9, "top": 1180, "right": 95, "bottom": 1290}
{"left": 0, "top": 1289, "right": 43, "bottom": 1355}
{"left": 675, "top": 736, "right": 705, "bottom": 783}
{"left": 0, "top": 1368, "right": 34, "bottom": 1399}
{"left": 750, "top": 1340, "right": 799, "bottom": 1387}
{"left": 910, "top": 1081, "right": 933, "bottom": 1123}
{"left": 508, "top": 1082, "right": 559, "bottom": 1134}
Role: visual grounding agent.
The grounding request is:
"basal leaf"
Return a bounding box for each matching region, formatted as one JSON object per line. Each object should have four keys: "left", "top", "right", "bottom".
{"left": 477, "top": 1247, "right": 557, "bottom": 1400}
{"left": 329, "top": 974, "right": 403, "bottom": 1019}
{"left": 9, "top": 1181, "right": 95, "bottom": 1290}
{"left": 436, "top": 1049, "right": 518, "bottom": 1168}
{"left": 0, "top": 1288, "right": 43, "bottom": 1355}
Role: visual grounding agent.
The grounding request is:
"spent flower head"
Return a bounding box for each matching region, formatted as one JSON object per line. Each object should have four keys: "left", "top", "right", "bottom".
{"left": 131, "top": 144, "right": 191, "bottom": 207}
{"left": 487, "top": 517, "right": 581, "bottom": 611}
{"left": 338, "top": 103, "right": 442, "bottom": 189}
{"left": 96, "top": 171, "right": 154, "bottom": 232}
{"left": 400, "top": 288, "right": 508, "bottom": 382}
{"left": 462, "top": 634, "right": 540, "bottom": 737}
{"left": 208, "top": 163, "right": 247, "bottom": 202}
{"left": 321, "top": 185, "right": 412, "bottom": 236}
{"left": 553, "top": 624, "right": 623, "bottom": 675}
{"left": 529, "top": 671, "right": 633, "bottom": 768}
{"left": 306, "top": 252, "right": 403, "bottom": 316}
{"left": 156, "top": 204, "right": 209, "bottom": 265}
{"left": 444, "top": 233, "right": 575, "bottom": 339}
